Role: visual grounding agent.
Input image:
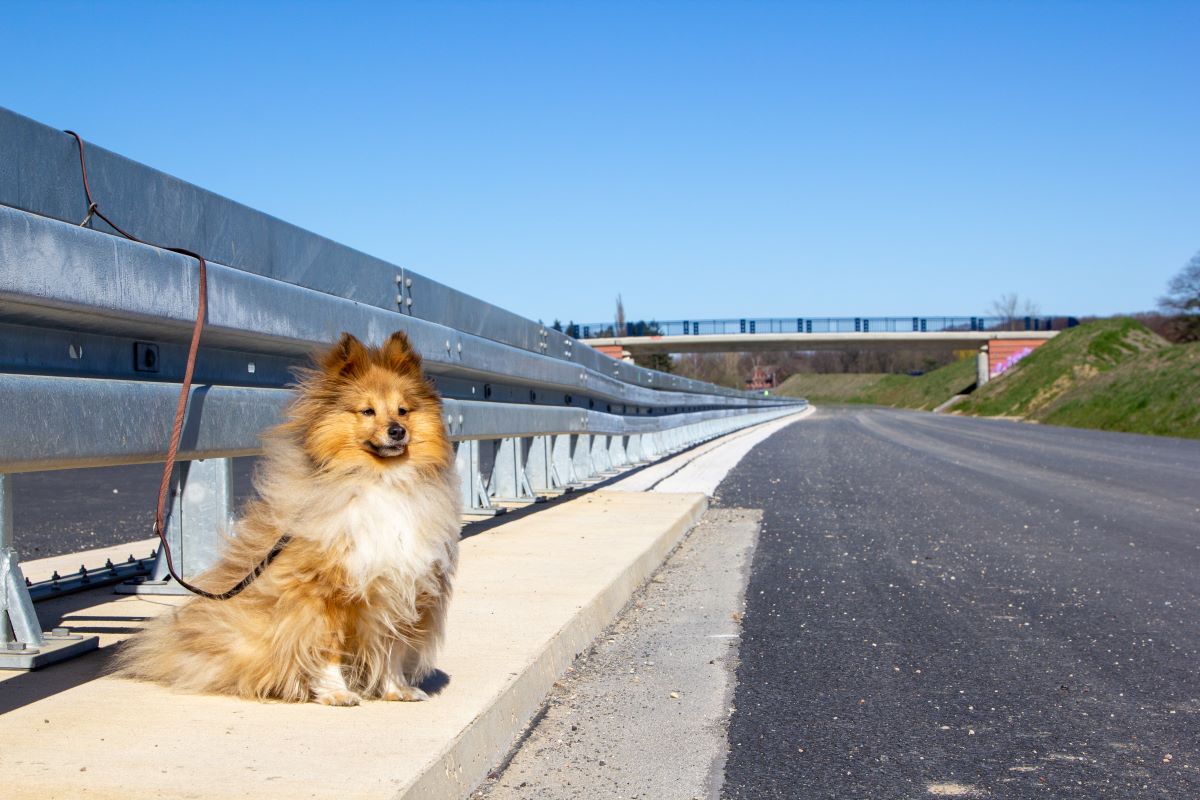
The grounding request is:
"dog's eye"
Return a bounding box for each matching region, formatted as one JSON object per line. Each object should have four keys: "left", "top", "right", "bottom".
{"left": 360, "top": 408, "right": 376, "bottom": 417}
{"left": 397, "top": 407, "right": 408, "bottom": 416}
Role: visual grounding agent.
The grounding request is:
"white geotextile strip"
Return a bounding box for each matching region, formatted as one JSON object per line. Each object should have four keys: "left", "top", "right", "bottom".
{"left": 608, "top": 406, "right": 815, "bottom": 496}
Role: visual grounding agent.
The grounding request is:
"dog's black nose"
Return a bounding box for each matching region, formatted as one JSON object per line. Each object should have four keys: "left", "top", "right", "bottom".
{"left": 387, "top": 423, "right": 408, "bottom": 442}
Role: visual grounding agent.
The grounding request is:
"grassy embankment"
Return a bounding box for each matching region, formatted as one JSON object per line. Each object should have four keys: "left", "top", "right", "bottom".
{"left": 776, "top": 318, "right": 1200, "bottom": 439}
{"left": 773, "top": 373, "right": 889, "bottom": 404}
{"left": 776, "top": 357, "right": 976, "bottom": 411}
{"left": 958, "top": 317, "right": 1200, "bottom": 438}
{"left": 855, "top": 356, "right": 977, "bottom": 410}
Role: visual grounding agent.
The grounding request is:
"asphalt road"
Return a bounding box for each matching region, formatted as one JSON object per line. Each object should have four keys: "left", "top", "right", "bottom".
{"left": 474, "top": 509, "right": 762, "bottom": 800}
{"left": 714, "top": 407, "right": 1200, "bottom": 799}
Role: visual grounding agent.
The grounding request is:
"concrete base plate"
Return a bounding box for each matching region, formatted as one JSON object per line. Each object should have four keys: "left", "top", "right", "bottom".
{"left": 113, "top": 578, "right": 190, "bottom": 596}
{"left": 462, "top": 506, "right": 508, "bottom": 519}
{"left": 491, "top": 496, "right": 548, "bottom": 508}
{"left": 0, "top": 633, "right": 98, "bottom": 670}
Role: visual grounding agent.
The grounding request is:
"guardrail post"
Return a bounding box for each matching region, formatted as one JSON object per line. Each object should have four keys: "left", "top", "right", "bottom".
{"left": 641, "top": 432, "right": 662, "bottom": 462}
{"left": 119, "top": 457, "right": 234, "bottom": 596}
{"left": 456, "top": 441, "right": 499, "bottom": 515}
{"left": 590, "top": 435, "right": 615, "bottom": 474}
{"left": 490, "top": 437, "right": 540, "bottom": 504}
{"left": 625, "top": 434, "right": 646, "bottom": 465}
{"left": 526, "top": 436, "right": 568, "bottom": 494}
{"left": 571, "top": 434, "right": 597, "bottom": 481}
{"left": 552, "top": 434, "right": 579, "bottom": 487}
{"left": 456, "top": 440, "right": 501, "bottom": 516}
{"left": 0, "top": 474, "right": 38, "bottom": 649}
{"left": 677, "top": 425, "right": 692, "bottom": 449}
{"left": 0, "top": 474, "right": 98, "bottom": 669}
{"left": 607, "top": 435, "right": 629, "bottom": 469}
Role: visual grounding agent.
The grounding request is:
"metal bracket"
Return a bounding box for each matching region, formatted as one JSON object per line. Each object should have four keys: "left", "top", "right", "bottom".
{"left": 526, "top": 436, "right": 572, "bottom": 496}
{"left": 395, "top": 268, "right": 414, "bottom": 315}
{"left": 117, "top": 458, "right": 234, "bottom": 596}
{"left": 0, "top": 475, "right": 98, "bottom": 670}
{"left": 456, "top": 440, "right": 504, "bottom": 517}
{"left": 489, "top": 438, "right": 544, "bottom": 505}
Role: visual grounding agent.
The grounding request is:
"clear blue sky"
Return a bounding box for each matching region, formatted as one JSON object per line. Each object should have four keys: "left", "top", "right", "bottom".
{"left": 4, "top": 1, "right": 1197, "bottom": 324}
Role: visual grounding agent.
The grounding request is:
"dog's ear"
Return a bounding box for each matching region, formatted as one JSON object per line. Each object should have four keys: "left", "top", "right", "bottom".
{"left": 321, "top": 332, "right": 370, "bottom": 377}
{"left": 383, "top": 330, "right": 423, "bottom": 376}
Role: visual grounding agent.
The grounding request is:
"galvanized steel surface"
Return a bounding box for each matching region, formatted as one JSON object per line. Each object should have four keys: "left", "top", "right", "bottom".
{"left": 0, "top": 106, "right": 757, "bottom": 399}
{"left": 0, "top": 373, "right": 801, "bottom": 473}
{"left": 0, "top": 205, "right": 788, "bottom": 411}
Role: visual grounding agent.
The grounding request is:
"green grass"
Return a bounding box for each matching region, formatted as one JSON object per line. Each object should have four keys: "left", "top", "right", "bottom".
{"left": 947, "top": 317, "right": 1200, "bottom": 439}
{"left": 955, "top": 317, "right": 1167, "bottom": 419}
{"left": 774, "top": 317, "right": 1200, "bottom": 440}
{"left": 853, "top": 357, "right": 978, "bottom": 411}
{"left": 1034, "top": 341, "right": 1200, "bottom": 438}
{"left": 775, "top": 358, "right": 977, "bottom": 411}
{"left": 775, "top": 373, "right": 890, "bottom": 403}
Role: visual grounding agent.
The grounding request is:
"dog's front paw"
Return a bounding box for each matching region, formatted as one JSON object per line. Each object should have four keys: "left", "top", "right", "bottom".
{"left": 314, "top": 690, "right": 362, "bottom": 707}
{"left": 382, "top": 686, "right": 429, "bottom": 702}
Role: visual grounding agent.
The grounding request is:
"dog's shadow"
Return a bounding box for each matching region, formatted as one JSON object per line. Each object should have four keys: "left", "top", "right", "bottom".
{"left": 419, "top": 669, "right": 450, "bottom": 696}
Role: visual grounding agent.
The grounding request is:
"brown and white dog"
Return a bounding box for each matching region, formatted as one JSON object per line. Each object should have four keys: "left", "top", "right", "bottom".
{"left": 119, "top": 331, "right": 460, "bottom": 705}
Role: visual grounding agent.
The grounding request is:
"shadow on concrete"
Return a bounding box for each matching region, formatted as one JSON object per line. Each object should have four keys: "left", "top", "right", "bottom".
{"left": 0, "top": 643, "right": 117, "bottom": 716}
{"left": 419, "top": 668, "right": 451, "bottom": 696}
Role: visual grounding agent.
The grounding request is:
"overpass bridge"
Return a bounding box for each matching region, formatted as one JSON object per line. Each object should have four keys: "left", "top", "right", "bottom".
{"left": 576, "top": 316, "right": 1076, "bottom": 386}
{"left": 574, "top": 315, "right": 1075, "bottom": 351}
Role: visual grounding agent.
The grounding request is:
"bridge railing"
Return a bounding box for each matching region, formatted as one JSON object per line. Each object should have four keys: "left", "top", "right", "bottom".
{"left": 0, "top": 107, "right": 805, "bottom": 668}
{"left": 574, "top": 316, "right": 1078, "bottom": 338}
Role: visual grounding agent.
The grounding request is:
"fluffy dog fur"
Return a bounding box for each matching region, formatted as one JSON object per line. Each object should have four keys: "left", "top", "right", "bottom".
{"left": 118, "top": 331, "right": 460, "bottom": 705}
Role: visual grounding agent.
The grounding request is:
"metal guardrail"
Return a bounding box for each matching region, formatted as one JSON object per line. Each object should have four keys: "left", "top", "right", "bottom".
{"left": 0, "top": 107, "right": 759, "bottom": 399}
{"left": 0, "top": 106, "right": 806, "bottom": 668}
{"left": 574, "top": 316, "right": 1078, "bottom": 338}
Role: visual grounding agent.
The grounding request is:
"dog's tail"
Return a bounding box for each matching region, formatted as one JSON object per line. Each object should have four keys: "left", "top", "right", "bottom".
{"left": 113, "top": 597, "right": 312, "bottom": 702}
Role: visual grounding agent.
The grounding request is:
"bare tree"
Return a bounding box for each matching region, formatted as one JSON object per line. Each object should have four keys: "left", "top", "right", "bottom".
{"left": 989, "top": 293, "right": 1041, "bottom": 331}
{"left": 990, "top": 292, "right": 1019, "bottom": 323}
{"left": 1158, "top": 251, "right": 1200, "bottom": 342}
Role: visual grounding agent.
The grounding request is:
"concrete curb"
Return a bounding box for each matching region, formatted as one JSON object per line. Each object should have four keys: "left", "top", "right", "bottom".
{"left": 403, "top": 492, "right": 708, "bottom": 798}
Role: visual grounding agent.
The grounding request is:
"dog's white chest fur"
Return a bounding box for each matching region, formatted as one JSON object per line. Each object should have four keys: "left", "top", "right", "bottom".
{"left": 311, "top": 477, "right": 457, "bottom": 593}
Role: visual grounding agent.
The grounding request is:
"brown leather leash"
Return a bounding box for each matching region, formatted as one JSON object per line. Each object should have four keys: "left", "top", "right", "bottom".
{"left": 66, "top": 130, "right": 289, "bottom": 601}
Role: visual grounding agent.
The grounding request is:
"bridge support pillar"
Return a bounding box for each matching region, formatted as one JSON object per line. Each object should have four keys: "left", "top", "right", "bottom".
{"left": 977, "top": 344, "right": 990, "bottom": 388}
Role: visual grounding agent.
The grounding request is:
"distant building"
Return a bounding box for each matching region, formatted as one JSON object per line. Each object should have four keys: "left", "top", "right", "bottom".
{"left": 745, "top": 364, "right": 776, "bottom": 390}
